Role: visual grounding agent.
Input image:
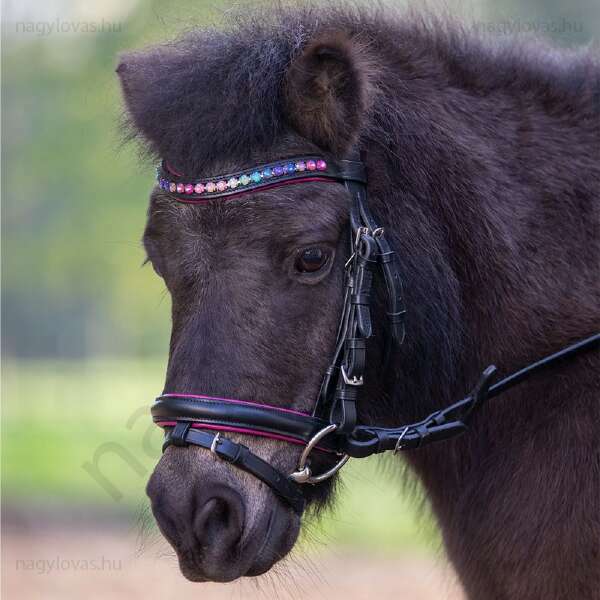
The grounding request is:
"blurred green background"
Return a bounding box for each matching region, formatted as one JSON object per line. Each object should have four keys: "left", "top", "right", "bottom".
{"left": 2, "top": 0, "right": 598, "bottom": 558}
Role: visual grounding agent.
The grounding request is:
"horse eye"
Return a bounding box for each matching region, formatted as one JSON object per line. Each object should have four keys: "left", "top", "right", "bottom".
{"left": 295, "top": 247, "right": 330, "bottom": 273}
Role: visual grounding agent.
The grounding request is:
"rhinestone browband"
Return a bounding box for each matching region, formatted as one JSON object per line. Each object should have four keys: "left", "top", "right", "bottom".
{"left": 156, "top": 156, "right": 334, "bottom": 202}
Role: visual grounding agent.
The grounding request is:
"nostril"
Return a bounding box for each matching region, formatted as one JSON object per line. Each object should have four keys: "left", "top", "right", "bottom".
{"left": 196, "top": 498, "right": 229, "bottom": 540}
{"left": 192, "top": 487, "right": 245, "bottom": 555}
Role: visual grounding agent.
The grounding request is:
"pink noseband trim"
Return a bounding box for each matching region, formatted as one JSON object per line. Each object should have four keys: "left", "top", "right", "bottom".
{"left": 161, "top": 393, "right": 312, "bottom": 417}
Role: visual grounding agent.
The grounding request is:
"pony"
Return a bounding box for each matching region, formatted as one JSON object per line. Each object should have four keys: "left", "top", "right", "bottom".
{"left": 117, "top": 5, "right": 600, "bottom": 598}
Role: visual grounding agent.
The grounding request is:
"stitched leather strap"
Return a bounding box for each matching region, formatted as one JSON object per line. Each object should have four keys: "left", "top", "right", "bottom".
{"left": 164, "top": 422, "right": 306, "bottom": 513}
{"left": 152, "top": 395, "right": 341, "bottom": 452}
{"left": 310, "top": 155, "right": 404, "bottom": 435}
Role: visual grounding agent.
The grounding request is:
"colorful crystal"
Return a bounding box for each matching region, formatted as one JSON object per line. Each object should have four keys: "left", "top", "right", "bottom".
{"left": 159, "top": 157, "right": 331, "bottom": 200}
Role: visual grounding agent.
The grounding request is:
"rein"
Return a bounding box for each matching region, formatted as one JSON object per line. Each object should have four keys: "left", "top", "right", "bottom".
{"left": 151, "top": 153, "right": 600, "bottom": 514}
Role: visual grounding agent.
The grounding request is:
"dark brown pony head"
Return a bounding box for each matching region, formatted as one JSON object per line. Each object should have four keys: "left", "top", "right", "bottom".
{"left": 117, "top": 4, "right": 598, "bottom": 586}
{"left": 117, "top": 17, "right": 390, "bottom": 581}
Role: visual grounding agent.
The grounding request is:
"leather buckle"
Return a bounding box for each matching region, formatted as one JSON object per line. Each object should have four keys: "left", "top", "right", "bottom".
{"left": 341, "top": 364, "right": 363, "bottom": 386}
{"left": 393, "top": 427, "right": 410, "bottom": 455}
{"left": 210, "top": 432, "right": 221, "bottom": 454}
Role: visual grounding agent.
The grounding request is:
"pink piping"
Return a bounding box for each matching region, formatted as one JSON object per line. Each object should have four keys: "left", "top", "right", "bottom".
{"left": 156, "top": 421, "right": 332, "bottom": 454}
{"left": 161, "top": 393, "right": 311, "bottom": 417}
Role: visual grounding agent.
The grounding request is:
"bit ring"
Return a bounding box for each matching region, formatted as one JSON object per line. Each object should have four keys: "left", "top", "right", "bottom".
{"left": 289, "top": 424, "right": 349, "bottom": 484}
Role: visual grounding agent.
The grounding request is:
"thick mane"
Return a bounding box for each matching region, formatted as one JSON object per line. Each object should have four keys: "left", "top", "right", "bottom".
{"left": 119, "top": 4, "right": 599, "bottom": 173}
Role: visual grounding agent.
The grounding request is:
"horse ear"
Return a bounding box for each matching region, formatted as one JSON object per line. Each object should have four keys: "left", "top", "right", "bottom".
{"left": 116, "top": 48, "right": 175, "bottom": 154}
{"left": 284, "top": 31, "right": 376, "bottom": 155}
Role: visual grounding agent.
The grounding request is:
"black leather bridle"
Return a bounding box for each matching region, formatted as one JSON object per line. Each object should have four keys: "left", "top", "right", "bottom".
{"left": 151, "top": 153, "right": 600, "bottom": 514}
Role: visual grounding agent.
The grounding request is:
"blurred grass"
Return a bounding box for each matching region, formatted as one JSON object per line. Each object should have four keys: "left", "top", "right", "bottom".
{"left": 2, "top": 360, "right": 439, "bottom": 553}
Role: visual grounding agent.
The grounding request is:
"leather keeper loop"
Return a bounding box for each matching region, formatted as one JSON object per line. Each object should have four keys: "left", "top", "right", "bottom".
{"left": 378, "top": 250, "right": 396, "bottom": 263}
{"left": 387, "top": 309, "right": 407, "bottom": 323}
{"left": 351, "top": 293, "right": 371, "bottom": 305}
{"left": 171, "top": 421, "right": 191, "bottom": 446}
{"left": 336, "top": 386, "right": 358, "bottom": 402}
{"left": 346, "top": 338, "right": 367, "bottom": 350}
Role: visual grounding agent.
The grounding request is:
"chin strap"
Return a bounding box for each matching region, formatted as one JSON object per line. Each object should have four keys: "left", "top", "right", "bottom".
{"left": 165, "top": 422, "right": 307, "bottom": 513}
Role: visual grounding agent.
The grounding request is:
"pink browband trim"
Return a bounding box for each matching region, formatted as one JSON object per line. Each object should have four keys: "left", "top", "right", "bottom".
{"left": 161, "top": 392, "right": 311, "bottom": 417}
{"left": 156, "top": 421, "right": 332, "bottom": 454}
{"left": 168, "top": 177, "right": 338, "bottom": 204}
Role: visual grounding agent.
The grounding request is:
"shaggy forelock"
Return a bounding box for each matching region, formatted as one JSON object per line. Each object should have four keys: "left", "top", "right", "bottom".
{"left": 119, "top": 2, "right": 598, "bottom": 174}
